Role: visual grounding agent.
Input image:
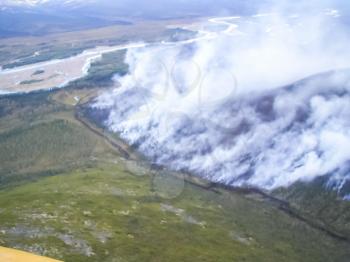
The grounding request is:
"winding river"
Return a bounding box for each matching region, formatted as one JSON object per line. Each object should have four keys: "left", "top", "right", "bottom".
{"left": 0, "top": 16, "right": 240, "bottom": 94}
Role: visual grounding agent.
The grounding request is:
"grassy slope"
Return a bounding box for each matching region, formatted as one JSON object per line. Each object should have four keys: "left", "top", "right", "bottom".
{"left": 273, "top": 178, "right": 350, "bottom": 239}
{"left": 0, "top": 90, "right": 116, "bottom": 188}
{"left": 2, "top": 162, "right": 350, "bottom": 262}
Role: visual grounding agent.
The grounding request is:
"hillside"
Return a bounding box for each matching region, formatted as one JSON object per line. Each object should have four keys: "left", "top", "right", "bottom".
{"left": 0, "top": 73, "right": 349, "bottom": 261}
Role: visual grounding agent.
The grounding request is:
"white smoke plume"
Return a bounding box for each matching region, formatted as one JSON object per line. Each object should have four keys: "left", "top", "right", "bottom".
{"left": 93, "top": 5, "right": 350, "bottom": 193}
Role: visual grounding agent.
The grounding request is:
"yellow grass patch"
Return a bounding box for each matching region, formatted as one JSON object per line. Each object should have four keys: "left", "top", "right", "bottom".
{"left": 0, "top": 246, "right": 62, "bottom": 262}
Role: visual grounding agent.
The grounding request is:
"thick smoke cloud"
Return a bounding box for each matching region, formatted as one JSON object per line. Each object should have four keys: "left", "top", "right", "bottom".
{"left": 93, "top": 5, "right": 350, "bottom": 194}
